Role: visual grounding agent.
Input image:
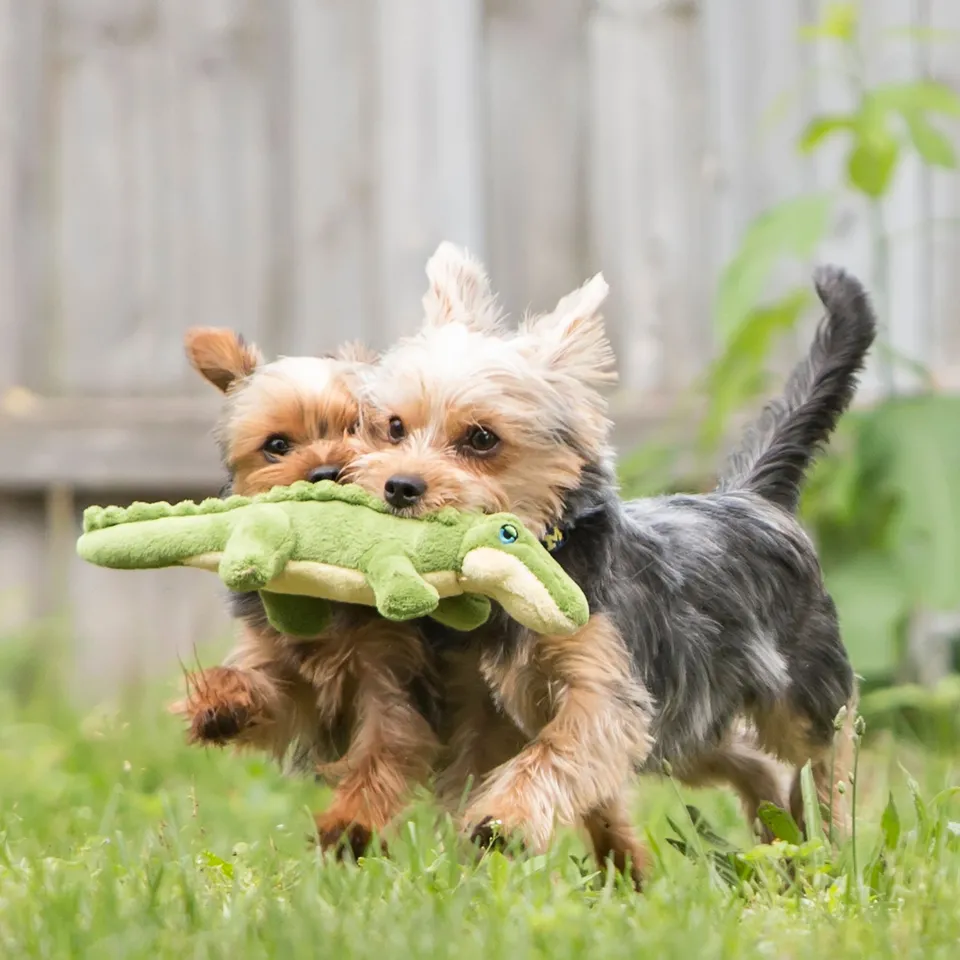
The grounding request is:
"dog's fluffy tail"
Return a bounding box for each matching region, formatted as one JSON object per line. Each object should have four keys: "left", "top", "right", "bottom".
{"left": 717, "top": 266, "right": 877, "bottom": 513}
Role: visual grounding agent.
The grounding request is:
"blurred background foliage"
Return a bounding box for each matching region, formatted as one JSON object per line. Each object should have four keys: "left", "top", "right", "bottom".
{"left": 620, "top": 3, "right": 960, "bottom": 713}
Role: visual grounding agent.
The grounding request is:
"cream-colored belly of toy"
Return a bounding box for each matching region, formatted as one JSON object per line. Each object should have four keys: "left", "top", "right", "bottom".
{"left": 183, "top": 554, "right": 462, "bottom": 605}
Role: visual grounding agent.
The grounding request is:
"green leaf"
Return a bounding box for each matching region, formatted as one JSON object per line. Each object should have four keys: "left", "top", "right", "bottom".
{"left": 859, "top": 396, "right": 960, "bottom": 611}
{"left": 715, "top": 195, "right": 831, "bottom": 343}
{"left": 685, "top": 806, "right": 739, "bottom": 853}
{"left": 847, "top": 135, "right": 899, "bottom": 197}
{"left": 199, "top": 850, "right": 234, "bottom": 880}
{"left": 881, "top": 792, "right": 901, "bottom": 850}
{"left": 701, "top": 290, "right": 811, "bottom": 449}
{"left": 757, "top": 803, "right": 803, "bottom": 845}
{"left": 873, "top": 80, "right": 960, "bottom": 117}
{"left": 799, "top": 762, "right": 826, "bottom": 845}
{"left": 902, "top": 112, "right": 957, "bottom": 168}
{"left": 846, "top": 97, "right": 901, "bottom": 197}
{"left": 864, "top": 849, "right": 888, "bottom": 894}
{"left": 929, "top": 787, "right": 960, "bottom": 814}
{"left": 618, "top": 440, "right": 681, "bottom": 499}
{"left": 799, "top": 3, "right": 858, "bottom": 42}
{"left": 799, "top": 115, "right": 855, "bottom": 154}
{"left": 820, "top": 552, "right": 907, "bottom": 677}
{"left": 900, "top": 763, "right": 931, "bottom": 843}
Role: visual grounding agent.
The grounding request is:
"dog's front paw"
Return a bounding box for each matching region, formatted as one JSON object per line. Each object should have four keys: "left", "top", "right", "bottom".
{"left": 171, "top": 666, "right": 260, "bottom": 746}
{"left": 468, "top": 816, "right": 525, "bottom": 854}
{"left": 464, "top": 799, "right": 546, "bottom": 855}
{"left": 313, "top": 813, "right": 386, "bottom": 861}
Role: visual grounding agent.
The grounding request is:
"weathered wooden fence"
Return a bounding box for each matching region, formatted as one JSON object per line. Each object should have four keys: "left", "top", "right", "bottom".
{"left": 1, "top": 0, "right": 959, "bottom": 692}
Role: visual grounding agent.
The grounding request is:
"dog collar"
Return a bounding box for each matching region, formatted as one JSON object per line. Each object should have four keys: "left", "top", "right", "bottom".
{"left": 540, "top": 524, "right": 567, "bottom": 554}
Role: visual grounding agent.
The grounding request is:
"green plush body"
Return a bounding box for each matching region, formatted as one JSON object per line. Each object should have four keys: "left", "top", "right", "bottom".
{"left": 77, "top": 481, "right": 589, "bottom": 638}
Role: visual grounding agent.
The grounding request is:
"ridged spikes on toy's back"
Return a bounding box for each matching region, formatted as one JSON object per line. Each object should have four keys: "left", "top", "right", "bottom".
{"left": 718, "top": 266, "right": 877, "bottom": 513}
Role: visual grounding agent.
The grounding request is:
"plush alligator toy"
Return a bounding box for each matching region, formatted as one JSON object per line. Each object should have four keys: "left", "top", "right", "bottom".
{"left": 77, "top": 480, "right": 589, "bottom": 638}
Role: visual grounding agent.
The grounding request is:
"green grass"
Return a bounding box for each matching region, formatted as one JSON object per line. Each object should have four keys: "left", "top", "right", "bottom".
{"left": 2, "top": 665, "right": 960, "bottom": 959}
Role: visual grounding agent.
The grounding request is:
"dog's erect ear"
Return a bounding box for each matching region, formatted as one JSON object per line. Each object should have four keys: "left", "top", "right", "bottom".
{"left": 422, "top": 241, "right": 500, "bottom": 330}
{"left": 522, "top": 274, "right": 617, "bottom": 388}
{"left": 184, "top": 328, "right": 262, "bottom": 393}
{"left": 336, "top": 340, "right": 378, "bottom": 365}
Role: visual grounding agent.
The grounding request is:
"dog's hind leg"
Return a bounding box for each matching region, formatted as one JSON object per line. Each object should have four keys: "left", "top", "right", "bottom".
{"left": 672, "top": 729, "right": 789, "bottom": 842}
{"left": 582, "top": 794, "right": 647, "bottom": 890}
{"left": 753, "top": 696, "right": 856, "bottom": 842}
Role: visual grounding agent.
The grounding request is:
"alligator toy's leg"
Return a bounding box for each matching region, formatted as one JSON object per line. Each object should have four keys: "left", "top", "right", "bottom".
{"left": 363, "top": 545, "right": 439, "bottom": 621}
{"left": 219, "top": 504, "right": 296, "bottom": 592}
{"left": 260, "top": 591, "right": 332, "bottom": 638}
{"left": 430, "top": 595, "right": 491, "bottom": 632}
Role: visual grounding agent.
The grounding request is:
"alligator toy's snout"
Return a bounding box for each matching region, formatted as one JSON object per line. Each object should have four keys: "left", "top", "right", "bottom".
{"left": 459, "top": 537, "right": 588, "bottom": 636}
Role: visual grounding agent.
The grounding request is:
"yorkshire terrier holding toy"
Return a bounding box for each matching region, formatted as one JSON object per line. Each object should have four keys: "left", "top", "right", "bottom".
{"left": 346, "top": 242, "right": 876, "bottom": 884}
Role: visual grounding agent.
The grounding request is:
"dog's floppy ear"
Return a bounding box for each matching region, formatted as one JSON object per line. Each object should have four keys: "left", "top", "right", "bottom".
{"left": 184, "top": 328, "right": 262, "bottom": 392}
{"left": 522, "top": 274, "right": 617, "bottom": 387}
{"left": 422, "top": 241, "right": 500, "bottom": 330}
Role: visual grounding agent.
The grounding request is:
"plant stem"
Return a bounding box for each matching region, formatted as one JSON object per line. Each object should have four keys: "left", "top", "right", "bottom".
{"left": 869, "top": 199, "right": 895, "bottom": 394}
{"left": 828, "top": 734, "right": 837, "bottom": 848}
{"left": 850, "top": 724, "right": 863, "bottom": 904}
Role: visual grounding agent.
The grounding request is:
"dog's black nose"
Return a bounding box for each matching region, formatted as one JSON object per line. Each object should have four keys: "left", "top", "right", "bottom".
{"left": 307, "top": 464, "right": 342, "bottom": 484}
{"left": 384, "top": 474, "right": 426, "bottom": 509}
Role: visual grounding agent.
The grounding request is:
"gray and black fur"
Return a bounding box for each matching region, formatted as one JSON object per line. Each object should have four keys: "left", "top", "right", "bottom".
{"left": 451, "top": 265, "right": 875, "bottom": 773}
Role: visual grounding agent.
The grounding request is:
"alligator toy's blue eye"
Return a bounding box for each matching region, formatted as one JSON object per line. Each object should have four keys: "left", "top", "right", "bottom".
{"left": 498, "top": 524, "right": 519, "bottom": 544}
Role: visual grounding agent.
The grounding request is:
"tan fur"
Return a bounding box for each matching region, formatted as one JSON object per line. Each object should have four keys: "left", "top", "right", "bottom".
{"left": 753, "top": 695, "right": 857, "bottom": 838}
{"left": 433, "top": 648, "right": 649, "bottom": 882}
{"left": 306, "top": 618, "right": 440, "bottom": 851}
{"left": 185, "top": 328, "right": 263, "bottom": 393}
{"left": 433, "top": 648, "right": 529, "bottom": 811}
{"left": 224, "top": 357, "right": 362, "bottom": 495}
{"left": 673, "top": 731, "right": 790, "bottom": 839}
{"left": 582, "top": 796, "right": 647, "bottom": 890}
{"left": 171, "top": 624, "right": 319, "bottom": 759}
{"left": 345, "top": 244, "right": 616, "bottom": 536}
{"left": 423, "top": 242, "right": 502, "bottom": 330}
{"left": 463, "top": 614, "right": 652, "bottom": 853}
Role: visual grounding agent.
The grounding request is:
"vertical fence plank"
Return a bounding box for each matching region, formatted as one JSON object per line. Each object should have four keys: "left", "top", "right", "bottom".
{"left": 588, "top": 0, "right": 710, "bottom": 399}
{"left": 56, "top": 0, "right": 273, "bottom": 394}
{"left": 54, "top": 0, "right": 161, "bottom": 394}
{"left": 861, "top": 0, "right": 931, "bottom": 393}
{"left": 374, "top": 0, "right": 485, "bottom": 343}
{"left": 485, "top": 0, "right": 587, "bottom": 319}
{"left": 0, "top": 0, "right": 20, "bottom": 390}
{"left": 702, "top": 1, "right": 817, "bottom": 364}
{"left": 926, "top": 0, "right": 960, "bottom": 389}
{"left": 156, "top": 0, "right": 271, "bottom": 373}
{"left": 0, "top": 1, "right": 49, "bottom": 392}
{"left": 284, "top": 0, "right": 377, "bottom": 355}
{"left": 0, "top": 496, "right": 46, "bottom": 635}
{"left": 700, "top": 0, "right": 764, "bottom": 283}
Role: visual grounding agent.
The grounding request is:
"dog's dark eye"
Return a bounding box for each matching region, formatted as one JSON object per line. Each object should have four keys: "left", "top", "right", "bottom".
{"left": 263, "top": 435, "right": 292, "bottom": 459}
{"left": 346, "top": 420, "right": 359, "bottom": 436}
{"left": 387, "top": 417, "right": 406, "bottom": 443}
{"left": 466, "top": 425, "right": 500, "bottom": 454}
